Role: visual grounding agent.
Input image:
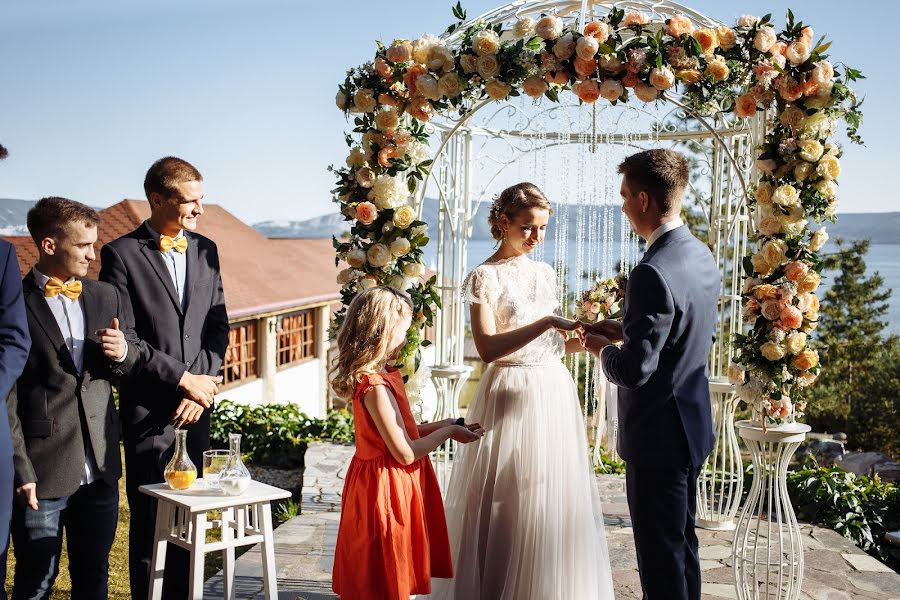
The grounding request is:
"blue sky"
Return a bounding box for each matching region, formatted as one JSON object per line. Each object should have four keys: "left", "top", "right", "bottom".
{"left": 0, "top": 0, "right": 894, "bottom": 224}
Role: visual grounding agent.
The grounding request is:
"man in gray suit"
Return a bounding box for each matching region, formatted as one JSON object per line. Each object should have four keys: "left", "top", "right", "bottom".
{"left": 3, "top": 197, "right": 143, "bottom": 599}
{"left": 100, "top": 156, "right": 229, "bottom": 599}
{"left": 581, "top": 149, "right": 719, "bottom": 600}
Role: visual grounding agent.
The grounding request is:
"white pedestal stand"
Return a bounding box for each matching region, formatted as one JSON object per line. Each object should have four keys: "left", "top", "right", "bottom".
{"left": 697, "top": 378, "right": 743, "bottom": 531}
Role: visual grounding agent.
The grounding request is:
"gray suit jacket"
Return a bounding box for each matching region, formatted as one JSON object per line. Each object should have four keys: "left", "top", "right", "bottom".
{"left": 6, "top": 273, "right": 142, "bottom": 498}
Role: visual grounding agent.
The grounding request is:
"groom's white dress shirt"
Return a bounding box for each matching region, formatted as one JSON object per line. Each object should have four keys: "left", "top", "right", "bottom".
{"left": 645, "top": 217, "right": 685, "bottom": 250}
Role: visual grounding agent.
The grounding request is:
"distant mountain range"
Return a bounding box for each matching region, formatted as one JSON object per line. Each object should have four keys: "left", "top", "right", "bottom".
{"left": 3, "top": 198, "right": 900, "bottom": 244}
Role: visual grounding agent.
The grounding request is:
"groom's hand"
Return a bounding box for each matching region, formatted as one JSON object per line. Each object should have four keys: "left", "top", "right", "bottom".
{"left": 581, "top": 333, "right": 613, "bottom": 357}
{"left": 580, "top": 319, "right": 623, "bottom": 342}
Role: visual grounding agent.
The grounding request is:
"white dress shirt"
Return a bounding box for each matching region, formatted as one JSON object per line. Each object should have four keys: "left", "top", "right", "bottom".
{"left": 645, "top": 217, "right": 685, "bottom": 250}
{"left": 145, "top": 221, "right": 187, "bottom": 307}
{"left": 33, "top": 268, "right": 98, "bottom": 486}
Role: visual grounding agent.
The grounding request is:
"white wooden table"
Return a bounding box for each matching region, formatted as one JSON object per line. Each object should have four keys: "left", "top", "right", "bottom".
{"left": 139, "top": 480, "right": 291, "bottom": 599}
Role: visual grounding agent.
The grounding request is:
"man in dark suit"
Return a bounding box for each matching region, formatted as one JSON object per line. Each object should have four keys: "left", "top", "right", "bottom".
{"left": 100, "top": 156, "right": 229, "bottom": 599}
{"left": 581, "top": 149, "right": 719, "bottom": 600}
{"left": 3, "top": 197, "right": 142, "bottom": 598}
{"left": 0, "top": 239, "right": 31, "bottom": 557}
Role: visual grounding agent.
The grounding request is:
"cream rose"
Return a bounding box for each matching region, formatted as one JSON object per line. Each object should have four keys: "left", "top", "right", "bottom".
{"left": 817, "top": 155, "right": 841, "bottom": 181}
{"left": 649, "top": 67, "right": 675, "bottom": 90}
{"left": 634, "top": 82, "right": 659, "bottom": 102}
{"left": 575, "top": 36, "right": 600, "bottom": 61}
{"left": 717, "top": 26, "right": 737, "bottom": 49}
{"left": 773, "top": 184, "right": 800, "bottom": 208}
{"left": 346, "top": 147, "right": 367, "bottom": 169}
{"left": 358, "top": 276, "right": 377, "bottom": 291}
{"left": 785, "top": 41, "right": 810, "bottom": 65}
{"left": 812, "top": 61, "right": 834, "bottom": 85}
{"left": 761, "top": 341, "right": 786, "bottom": 361}
{"left": 755, "top": 181, "right": 774, "bottom": 205}
{"left": 392, "top": 205, "right": 416, "bottom": 229}
{"left": 796, "top": 370, "right": 818, "bottom": 387}
{"left": 346, "top": 247, "right": 367, "bottom": 268}
{"left": 476, "top": 54, "right": 501, "bottom": 79}
{"left": 335, "top": 90, "right": 348, "bottom": 110}
{"left": 738, "top": 15, "right": 759, "bottom": 28}
{"left": 553, "top": 33, "right": 576, "bottom": 60}
{"left": 759, "top": 216, "right": 781, "bottom": 236}
{"left": 416, "top": 74, "right": 441, "bottom": 101}
{"left": 785, "top": 332, "right": 807, "bottom": 354}
{"left": 485, "top": 78, "right": 512, "bottom": 100}
{"left": 513, "top": 17, "right": 536, "bottom": 39}
{"left": 809, "top": 228, "right": 828, "bottom": 251}
{"left": 353, "top": 88, "right": 377, "bottom": 113}
{"left": 460, "top": 53, "right": 478, "bottom": 74}
{"left": 599, "top": 78, "right": 624, "bottom": 102}
{"left": 389, "top": 274, "right": 410, "bottom": 291}
{"left": 705, "top": 58, "right": 729, "bottom": 83}
{"left": 390, "top": 238, "right": 411, "bottom": 257}
{"left": 751, "top": 252, "right": 773, "bottom": 276}
{"left": 728, "top": 363, "right": 746, "bottom": 386}
{"left": 762, "top": 239, "right": 788, "bottom": 268}
{"left": 402, "top": 261, "right": 426, "bottom": 279}
{"left": 472, "top": 29, "right": 501, "bottom": 56}
{"left": 438, "top": 73, "right": 463, "bottom": 98}
{"left": 374, "top": 108, "right": 400, "bottom": 132}
{"left": 366, "top": 243, "right": 392, "bottom": 268}
{"left": 794, "top": 162, "right": 814, "bottom": 184}
{"left": 411, "top": 35, "right": 438, "bottom": 64}
{"left": 337, "top": 267, "right": 362, "bottom": 286}
{"left": 779, "top": 105, "right": 806, "bottom": 131}
{"left": 797, "top": 271, "right": 821, "bottom": 293}
{"left": 793, "top": 350, "right": 819, "bottom": 371}
{"left": 816, "top": 179, "right": 837, "bottom": 199}
{"left": 427, "top": 45, "right": 455, "bottom": 73}
{"left": 798, "top": 139, "right": 824, "bottom": 163}
{"left": 753, "top": 26, "right": 777, "bottom": 52}
{"left": 368, "top": 175, "right": 403, "bottom": 209}
{"left": 523, "top": 75, "right": 548, "bottom": 98}
{"left": 536, "top": 15, "right": 563, "bottom": 40}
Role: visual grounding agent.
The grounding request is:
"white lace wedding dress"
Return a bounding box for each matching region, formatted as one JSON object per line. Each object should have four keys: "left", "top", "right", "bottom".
{"left": 427, "top": 255, "right": 615, "bottom": 600}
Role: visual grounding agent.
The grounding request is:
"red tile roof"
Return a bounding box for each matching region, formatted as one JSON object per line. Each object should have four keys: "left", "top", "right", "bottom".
{"left": 3, "top": 200, "right": 340, "bottom": 319}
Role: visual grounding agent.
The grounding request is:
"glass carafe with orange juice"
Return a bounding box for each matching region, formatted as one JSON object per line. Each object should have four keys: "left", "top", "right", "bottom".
{"left": 164, "top": 429, "right": 197, "bottom": 490}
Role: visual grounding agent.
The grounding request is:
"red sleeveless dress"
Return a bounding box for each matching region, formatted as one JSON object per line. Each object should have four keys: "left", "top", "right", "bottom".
{"left": 332, "top": 367, "right": 453, "bottom": 599}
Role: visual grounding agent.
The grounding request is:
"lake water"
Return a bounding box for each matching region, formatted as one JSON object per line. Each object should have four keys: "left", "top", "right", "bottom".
{"left": 423, "top": 240, "right": 900, "bottom": 334}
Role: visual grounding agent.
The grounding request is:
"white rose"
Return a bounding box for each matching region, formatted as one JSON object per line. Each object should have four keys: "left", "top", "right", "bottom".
{"left": 438, "top": 72, "right": 463, "bottom": 98}
{"left": 390, "top": 238, "right": 411, "bottom": 257}
{"left": 816, "top": 179, "right": 837, "bottom": 199}
{"left": 368, "top": 175, "right": 403, "bottom": 209}
{"left": 793, "top": 162, "right": 814, "bottom": 184}
{"left": 575, "top": 36, "right": 599, "bottom": 61}
{"left": 798, "top": 139, "right": 824, "bottom": 163}
{"left": 817, "top": 155, "right": 841, "bottom": 181}
{"left": 536, "top": 15, "right": 563, "bottom": 40}
{"left": 389, "top": 274, "right": 410, "bottom": 290}
{"left": 393, "top": 205, "right": 416, "bottom": 229}
{"left": 366, "top": 243, "right": 392, "bottom": 268}
{"left": 411, "top": 35, "right": 438, "bottom": 64}
{"left": 809, "top": 228, "right": 829, "bottom": 251}
{"left": 416, "top": 74, "right": 441, "bottom": 100}
{"left": 753, "top": 26, "right": 777, "bottom": 53}
{"left": 402, "top": 261, "right": 426, "bottom": 279}
{"left": 773, "top": 184, "right": 800, "bottom": 208}
{"left": 358, "top": 276, "right": 377, "bottom": 291}
{"left": 738, "top": 15, "right": 759, "bottom": 28}
{"left": 411, "top": 224, "right": 428, "bottom": 238}
{"left": 337, "top": 267, "right": 362, "bottom": 285}
{"left": 346, "top": 247, "right": 367, "bottom": 268}
{"left": 472, "top": 29, "right": 501, "bottom": 56}
{"left": 812, "top": 61, "right": 834, "bottom": 85}
{"left": 786, "top": 41, "right": 810, "bottom": 65}
{"left": 404, "top": 140, "right": 430, "bottom": 165}
{"left": 513, "top": 17, "right": 536, "bottom": 39}
{"left": 760, "top": 341, "right": 786, "bottom": 361}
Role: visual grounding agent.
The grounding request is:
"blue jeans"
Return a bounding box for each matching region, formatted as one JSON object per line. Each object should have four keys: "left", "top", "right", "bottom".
{"left": 5, "top": 479, "right": 118, "bottom": 600}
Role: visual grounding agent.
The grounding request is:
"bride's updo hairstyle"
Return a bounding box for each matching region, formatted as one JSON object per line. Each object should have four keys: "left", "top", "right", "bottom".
{"left": 488, "top": 182, "right": 553, "bottom": 241}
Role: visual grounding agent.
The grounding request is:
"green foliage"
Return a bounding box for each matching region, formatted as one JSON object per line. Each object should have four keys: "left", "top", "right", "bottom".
{"left": 801, "top": 239, "right": 900, "bottom": 457}
{"left": 593, "top": 450, "right": 626, "bottom": 475}
{"left": 273, "top": 499, "right": 302, "bottom": 526}
{"left": 211, "top": 401, "right": 355, "bottom": 468}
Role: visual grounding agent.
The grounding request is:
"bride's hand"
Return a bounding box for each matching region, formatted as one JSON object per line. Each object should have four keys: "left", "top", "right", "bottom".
{"left": 545, "top": 315, "right": 580, "bottom": 333}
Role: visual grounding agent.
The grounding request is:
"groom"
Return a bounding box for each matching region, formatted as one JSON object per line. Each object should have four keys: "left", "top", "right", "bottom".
{"left": 581, "top": 149, "right": 718, "bottom": 600}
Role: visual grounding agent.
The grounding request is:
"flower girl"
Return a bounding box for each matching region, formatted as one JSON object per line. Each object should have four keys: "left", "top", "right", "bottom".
{"left": 330, "top": 286, "right": 484, "bottom": 600}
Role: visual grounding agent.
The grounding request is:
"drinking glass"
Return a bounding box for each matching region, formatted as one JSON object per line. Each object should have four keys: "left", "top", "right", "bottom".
{"left": 203, "top": 449, "right": 231, "bottom": 492}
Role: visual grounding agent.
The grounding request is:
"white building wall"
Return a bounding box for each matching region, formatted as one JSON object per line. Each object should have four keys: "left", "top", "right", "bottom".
{"left": 273, "top": 359, "right": 325, "bottom": 417}
{"left": 216, "top": 378, "right": 265, "bottom": 406}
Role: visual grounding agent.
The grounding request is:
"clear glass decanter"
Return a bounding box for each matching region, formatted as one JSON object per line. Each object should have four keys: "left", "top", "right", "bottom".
{"left": 219, "top": 433, "right": 252, "bottom": 495}
{"left": 164, "top": 429, "right": 197, "bottom": 490}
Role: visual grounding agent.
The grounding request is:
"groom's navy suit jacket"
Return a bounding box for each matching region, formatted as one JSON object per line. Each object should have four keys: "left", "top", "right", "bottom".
{"left": 601, "top": 225, "right": 719, "bottom": 468}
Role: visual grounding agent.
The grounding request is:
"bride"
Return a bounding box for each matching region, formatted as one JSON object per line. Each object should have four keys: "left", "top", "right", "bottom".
{"left": 428, "top": 183, "right": 614, "bottom": 599}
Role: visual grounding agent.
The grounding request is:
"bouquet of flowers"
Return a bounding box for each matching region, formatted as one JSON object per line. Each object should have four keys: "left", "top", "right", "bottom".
{"left": 574, "top": 273, "right": 627, "bottom": 323}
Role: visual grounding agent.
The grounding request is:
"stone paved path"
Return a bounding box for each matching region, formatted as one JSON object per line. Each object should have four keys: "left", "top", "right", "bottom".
{"left": 205, "top": 442, "right": 900, "bottom": 599}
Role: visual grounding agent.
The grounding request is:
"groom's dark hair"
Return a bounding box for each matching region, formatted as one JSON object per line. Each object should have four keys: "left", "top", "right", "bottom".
{"left": 618, "top": 149, "right": 689, "bottom": 215}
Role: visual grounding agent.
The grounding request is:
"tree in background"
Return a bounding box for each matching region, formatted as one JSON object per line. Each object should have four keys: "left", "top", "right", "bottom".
{"left": 803, "top": 239, "right": 899, "bottom": 457}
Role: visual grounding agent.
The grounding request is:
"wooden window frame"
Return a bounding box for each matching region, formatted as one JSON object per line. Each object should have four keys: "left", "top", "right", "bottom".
{"left": 276, "top": 309, "right": 317, "bottom": 370}
{"left": 219, "top": 320, "right": 259, "bottom": 389}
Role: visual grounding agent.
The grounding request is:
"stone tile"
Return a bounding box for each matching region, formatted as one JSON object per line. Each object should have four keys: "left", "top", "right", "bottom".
{"left": 847, "top": 571, "right": 900, "bottom": 596}
{"left": 806, "top": 549, "right": 853, "bottom": 573}
{"left": 700, "top": 559, "right": 722, "bottom": 571}
{"left": 700, "top": 545, "right": 734, "bottom": 560}
{"left": 842, "top": 553, "right": 895, "bottom": 573}
{"left": 702, "top": 566, "right": 735, "bottom": 585}
{"left": 701, "top": 582, "right": 739, "bottom": 599}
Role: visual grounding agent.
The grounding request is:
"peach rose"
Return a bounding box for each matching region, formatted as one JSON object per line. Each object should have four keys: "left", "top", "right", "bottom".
{"left": 793, "top": 350, "right": 819, "bottom": 371}
{"left": 353, "top": 88, "right": 377, "bottom": 113}
{"left": 777, "top": 76, "right": 805, "bottom": 102}
{"left": 553, "top": 33, "right": 576, "bottom": 60}
{"left": 759, "top": 216, "right": 781, "bottom": 236}
{"left": 728, "top": 363, "right": 746, "bottom": 386}
{"left": 769, "top": 41, "right": 788, "bottom": 57}
{"left": 427, "top": 45, "right": 455, "bottom": 73}
{"left": 779, "top": 105, "right": 807, "bottom": 131}
{"left": 523, "top": 75, "right": 548, "bottom": 98}
{"left": 634, "top": 82, "right": 659, "bottom": 102}
{"left": 374, "top": 57, "right": 393, "bottom": 80}
{"left": 693, "top": 28, "right": 718, "bottom": 54}
{"left": 544, "top": 70, "right": 570, "bottom": 85}
{"left": 762, "top": 239, "right": 788, "bottom": 268}
{"left": 576, "top": 36, "right": 600, "bottom": 61}
{"left": 786, "top": 331, "right": 807, "bottom": 354}
{"left": 786, "top": 41, "right": 810, "bottom": 65}
{"left": 705, "top": 58, "right": 730, "bottom": 83}
{"left": 354, "top": 201, "right": 378, "bottom": 225}
{"left": 374, "top": 108, "right": 400, "bottom": 132}
{"left": 784, "top": 261, "right": 809, "bottom": 282}
{"left": 797, "top": 371, "right": 818, "bottom": 387}
{"left": 676, "top": 69, "right": 702, "bottom": 85}
{"left": 460, "top": 54, "right": 478, "bottom": 74}
{"left": 751, "top": 252, "right": 773, "bottom": 276}
{"left": 799, "top": 26, "right": 814, "bottom": 47}
{"left": 817, "top": 155, "right": 841, "bottom": 181}
{"left": 573, "top": 79, "right": 600, "bottom": 103}
{"left": 379, "top": 93, "right": 402, "bottom": 107}
{"left": 668, "top": 15, "right": 694, "bottom": 38}
{"left": 345, "top": 247, "right": 367, "bottom": 268}
{"left": 477, "top": 54, "right": 501, "bottom": 79}
{"left": 599, "top": 78, "right": 624, "bottom": 102}
{"left": 415, "top": 74, "right": 440, "bottom": 100}
{"left": 649, "top": 67, "right": 675, "bottom": 90}
{"left": 438, "top": 73, "right": 463, "bottom": 98}
{"left": 762, "top": 300, "right": 782, "bottom": 322}
{"left": 536, "top": 15, "right": 564, "bottom": 40}
{"left": 753, "top": 283, "right": 779, "bottom": 301}
{"left": 809, "top": 228, "right": 829, "bottom": 252}
{"left": 797, "top": 271, "right": 821, "bottom": 293}
{"left": 755, "top": 181, "right": 774, "bottom": 205}
{"left": 768, "top": 397, "right": 793, "bottom": 420}
{"left": 716, "top": 26, "right": 737, "bottom": 49}
{"left": 366, "top": 243, "right": 392, "bottom": 268}
{"left": 407, "top": 96, "right": 433, "bottom": 122}
{"left": 779, "top": 305, "right": 804, "bottom": 330}
{"left": 623, "top": 12, "right": 649, "bottom": 28}
{"left": 735, "top": 93, "right": 757, "bottom": 118}
{"left": 574, "top": 57, "right": 598, "bottom": 78}
{"left": 377, "top": 146, "right": 398, "bottom": 168}
{"left": 411, "top": 36, "right": 437, "bottom": 64}
{"left": 355, "top": 167, "right": 376, "bottom": 188}
{"left": 761, "top": 341, "right": 786, "bottom": 361}
{"left": 472, "top": 29, "right": 500, "bottom": 56}
{"left": 812, "top": 61, "right": 834, "bottom": 85}
{"left": 386, "top": 41, "right": 413, "bottom": 64}
{"left": 753, "top": 26, "right": 777, "bottom": 53}
{"left": 622, "top": 73, "right": 640, "bottom": 88}
{"left": 584, "top": 21, "right": 611, "bottom": 42}
{"left": 513, "top": 17, "right": 536, "bottom": 39}
{"left": 404, "top": 64, "right": 428, "bottom": 96}
{"left": 485, "top": 78, "right": 512, "bottom": 100}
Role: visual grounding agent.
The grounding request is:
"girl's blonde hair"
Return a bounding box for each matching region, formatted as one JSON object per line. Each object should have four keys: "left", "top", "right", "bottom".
{"left": 330, "top": 286, "right": 414, "bottom": 400}
{"left": 487, "top": 182, "right": 554, "bottom": 241}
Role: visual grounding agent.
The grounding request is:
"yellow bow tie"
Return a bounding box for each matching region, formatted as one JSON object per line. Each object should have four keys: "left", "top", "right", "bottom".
{"left": 44, "top": 277, "right": 82, "bottom": 300}
{"left": 159, "top": 235, "right": 188, "bottom": 254}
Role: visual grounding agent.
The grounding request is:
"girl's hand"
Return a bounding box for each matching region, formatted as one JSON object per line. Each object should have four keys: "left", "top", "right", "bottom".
{"left": 450, "top": 424, "right": 485, "bottom": 443}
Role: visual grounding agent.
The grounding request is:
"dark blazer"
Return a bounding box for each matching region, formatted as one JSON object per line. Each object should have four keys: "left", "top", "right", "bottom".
{"left": 601, "top": 226, "right": 719, "bottom": 468}
{"left": 6, "top": 273, "right": 141, "bottom": 498}
{"left": 99, "top": 223, "right": 229, "bottom": 465}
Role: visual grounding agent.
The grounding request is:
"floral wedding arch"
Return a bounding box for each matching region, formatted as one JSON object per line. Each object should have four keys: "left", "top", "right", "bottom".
{"left": 330, "top": 0, "right": 863, "bottom": 427}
